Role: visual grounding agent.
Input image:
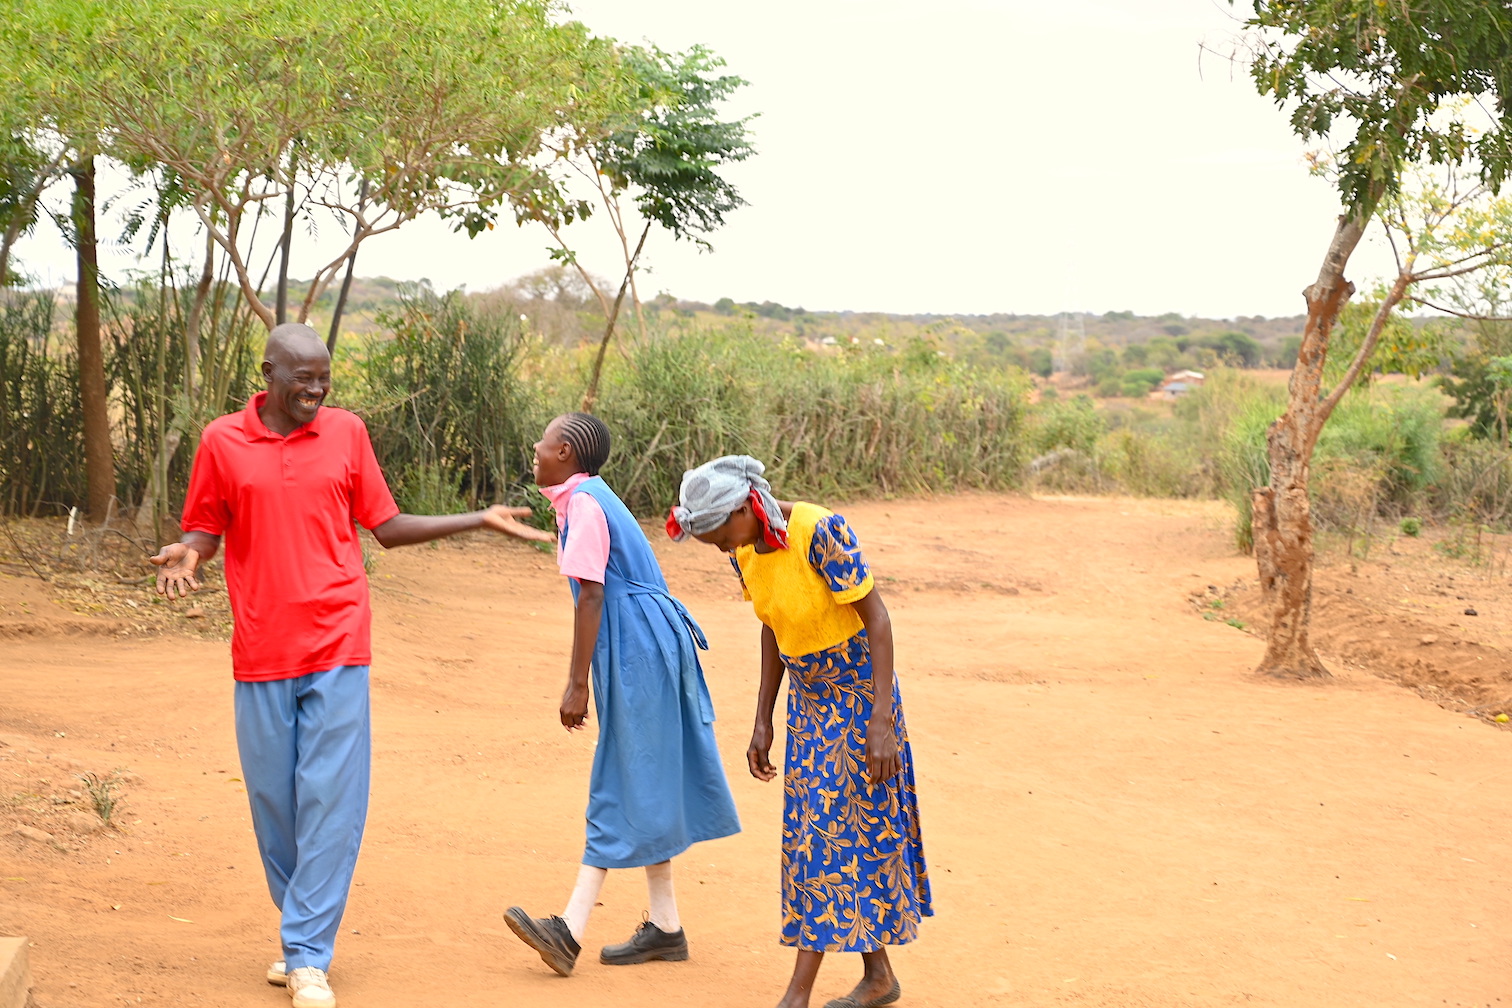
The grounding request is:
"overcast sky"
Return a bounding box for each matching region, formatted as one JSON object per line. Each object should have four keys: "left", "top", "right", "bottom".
{"left": 16, "top": 0, "right": 1403, "bottom": 319}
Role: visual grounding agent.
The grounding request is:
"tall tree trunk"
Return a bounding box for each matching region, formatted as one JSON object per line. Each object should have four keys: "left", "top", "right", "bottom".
{"left": 1252, "top": 212, "right": 1367, "bottom": 679}
{"left": 71, "top": 156, "right": 114, "bottom": 523}
{"left": 275, "top": 178, "right": 295, "bottom": 325}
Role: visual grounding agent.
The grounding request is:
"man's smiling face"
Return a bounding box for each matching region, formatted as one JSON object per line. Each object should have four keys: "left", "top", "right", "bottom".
{"left": 262, "top": 333, "right": 332, "bottom": 431}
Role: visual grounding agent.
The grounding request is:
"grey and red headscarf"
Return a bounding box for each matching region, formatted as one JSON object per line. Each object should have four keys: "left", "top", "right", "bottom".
{"left": 666, "top": 454, "right": 789, "bottom": 549}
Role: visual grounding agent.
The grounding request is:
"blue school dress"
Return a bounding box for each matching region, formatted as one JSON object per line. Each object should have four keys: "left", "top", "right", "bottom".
{"left": 565, "top": 476, "right": 741, "bottom": 868}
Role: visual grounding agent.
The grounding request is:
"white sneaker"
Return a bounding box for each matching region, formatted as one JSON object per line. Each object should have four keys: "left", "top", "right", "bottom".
{"left": 267, "top": 960, "right": 289, "bottom": 985}
{"left": 286, "top": 966, "right": 336, "bottom": 1008}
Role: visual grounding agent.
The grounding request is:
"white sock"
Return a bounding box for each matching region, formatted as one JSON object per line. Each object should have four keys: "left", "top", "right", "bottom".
{"left": 645, "top": 860, "right": 680, "bottom": 933}
{"left": 562, "top": 864, "right": 607, "bottom": 943}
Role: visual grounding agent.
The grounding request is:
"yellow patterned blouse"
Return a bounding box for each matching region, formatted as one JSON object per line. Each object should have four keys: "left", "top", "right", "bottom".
{"left": 733, "top": 501, "right": 875, "bottom": 658}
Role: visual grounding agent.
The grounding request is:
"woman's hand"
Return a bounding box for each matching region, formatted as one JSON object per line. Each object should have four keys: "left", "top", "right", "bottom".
{"left": 864, "top": 716, "right": 901, "bottom": 785}
{"left": 748, "top": 720, "right": 776, "bottom": 781}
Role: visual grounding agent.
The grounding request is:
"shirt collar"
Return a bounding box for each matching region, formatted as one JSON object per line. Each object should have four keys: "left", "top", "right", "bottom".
{"left": 538, "top": 471, "right": 594, "bottom": 515}
{"left": 241, "top": 390, "right": 324, "bottom": 441}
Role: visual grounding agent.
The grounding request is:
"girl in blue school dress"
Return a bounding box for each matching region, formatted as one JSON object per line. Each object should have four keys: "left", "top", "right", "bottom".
{"left": 496, "top": 413, "right": 740, "bottom": 977}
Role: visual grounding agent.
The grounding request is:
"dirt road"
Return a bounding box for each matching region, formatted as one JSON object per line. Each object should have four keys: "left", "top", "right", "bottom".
{"left": 2, "top": 494, "right": 1508, "bottom": 1008}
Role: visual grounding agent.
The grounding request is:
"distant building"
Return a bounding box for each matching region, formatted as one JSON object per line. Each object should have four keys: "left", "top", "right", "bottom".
{"left": 1153, "top": 370, "right": 1205, "bottom": 399}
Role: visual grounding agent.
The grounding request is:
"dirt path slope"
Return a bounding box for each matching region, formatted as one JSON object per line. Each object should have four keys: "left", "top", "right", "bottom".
{"left": 1, "top": 494, "right": 1508, "bottom": 1008}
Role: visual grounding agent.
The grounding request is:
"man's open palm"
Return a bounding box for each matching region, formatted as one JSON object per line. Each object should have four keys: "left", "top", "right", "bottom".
{"left": 150, "top": 543, "right": 201, "bottom": 599}
{"left": 482, "top": 504, "right": 554, "bottom": 544}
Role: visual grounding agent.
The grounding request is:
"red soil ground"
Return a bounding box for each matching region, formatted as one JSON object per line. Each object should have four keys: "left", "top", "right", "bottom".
{"left": 1, "top": 493, "right": 1509, "bottom": 1008}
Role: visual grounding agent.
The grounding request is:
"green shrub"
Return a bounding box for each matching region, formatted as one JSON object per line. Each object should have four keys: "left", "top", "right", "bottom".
{"left": 1399, "top": 516, "right": 1422, "bottom": 536}
{"left": 1181, "top": 373, "right": 1450, "bottom": 550}
{"left": 1030, "top": 395, "right": 1104, "bottom": 456}
{"left": 595, "top": 328, "right": 1032, "bottom": 512}
{"left": 1316, "top": 385, "right": 1442, "bottom": 515}
{"left": 592, "top": 327, "right": 776, "bottom": 511}
{"left": 0, "top": 293, "right": 83, "bottom": 515}
{"left": 353, "top": 283, "right": 538, "bottom": 510}
{"left": 1120, "top": 367, "right": 1164, "bottom": 396}
{"left": 1430, "top": 438, "right": 1512, "bottom": 528}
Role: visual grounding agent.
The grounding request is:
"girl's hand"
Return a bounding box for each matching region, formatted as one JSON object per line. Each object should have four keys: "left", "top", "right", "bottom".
{"left": 560, "top": 681, "right": 589, "bottom": 731}
{"left": 864, "top": 718, "right": 901, "bottom": 785}
{"left": 748, "top": 721, "right": 776, "bottom": 781}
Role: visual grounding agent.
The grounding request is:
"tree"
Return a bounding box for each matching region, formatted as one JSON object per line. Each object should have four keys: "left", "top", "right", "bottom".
{"left": 510, "top": 44, "right": 755, "bottom": 410}
{"left": 1232, "top": 1, "right": 1512, "bottom": 678}
{"left": 1441, "top": 350, "right": 1512, "bottom": 444}
{"left": 0, "top": 132, "right": 68, "bottom": 287}
{"left": 1428, "top": 204, "right": 1512, "bottom": 444}
{"left": 3, "top": 0, "right": 627, "bottom": 331}
{"left": 1201, "top": 330, "right": 1263, "bottom": 368}
{"left": 69, "top": 154, "right": 115, "bottom": 521}
{"left": 1244, "top": 17, "right": 1512, "bottom": 677}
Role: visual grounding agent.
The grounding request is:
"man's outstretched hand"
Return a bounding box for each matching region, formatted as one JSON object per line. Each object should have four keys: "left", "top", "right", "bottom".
{"left": 150, "top": 543, "right": 202, "bottom": 599}
{"left": 481, "top": 504, "right": 555, "bottom": 544}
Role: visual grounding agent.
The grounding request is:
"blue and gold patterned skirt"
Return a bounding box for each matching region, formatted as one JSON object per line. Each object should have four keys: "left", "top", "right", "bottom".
{"left": 780, "top": 630, "right": 931, "bottom": 951}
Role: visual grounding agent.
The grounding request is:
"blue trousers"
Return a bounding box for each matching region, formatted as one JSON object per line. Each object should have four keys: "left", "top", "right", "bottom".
{"left": 234, "top": 665, "right": 371, "bottom": 971}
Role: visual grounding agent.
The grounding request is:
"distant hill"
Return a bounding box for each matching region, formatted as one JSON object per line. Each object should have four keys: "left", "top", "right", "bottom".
{"left": 93, "top": 272, "right": 1310, "bottom": 370}
{"left": 637, "top": 297, "right": 1307, "bottom": 374}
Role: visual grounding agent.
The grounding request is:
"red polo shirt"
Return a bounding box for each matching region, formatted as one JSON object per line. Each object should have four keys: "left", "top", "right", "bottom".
{"left": 180, "top": 393, "right": 400, "bottom": 681}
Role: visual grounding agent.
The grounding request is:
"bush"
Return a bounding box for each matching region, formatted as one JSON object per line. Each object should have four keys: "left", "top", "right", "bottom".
{"left": 1212, "top": 384, "right": 1284, "bottom": 552}
{"left": 105, "top": 276, "right": 261, "bottom": 531}
{"left": 1430, "top": 438, "right": 1512, "bottom": 527}
{"left": 1315, "top": 385, "right": 1442, "bottom": 517}
{"left": 342, "top": 306, "right": 1036, "bottom": 520}
{"left": 353, "top": 283, "right": 538, "bottom": 511}
{"left": 1030, "top": 367, "right": 1276, "bottom": 517}
{"left": 0, "top": 292, "right": 83, "bottom": 515}
{"left": 1030, "top": 395, "right": 1104, "bottom": 457}
{"left": 595, "top": 329, "right": 1032, "bottom": 512}
{"left": 1120, "top": 367, "right": 1164, "bottom": 396}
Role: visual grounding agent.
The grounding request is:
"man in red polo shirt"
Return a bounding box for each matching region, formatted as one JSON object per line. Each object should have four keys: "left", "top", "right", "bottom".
{"left": 151, "top": 323, "right": 533, "bottom": 1008}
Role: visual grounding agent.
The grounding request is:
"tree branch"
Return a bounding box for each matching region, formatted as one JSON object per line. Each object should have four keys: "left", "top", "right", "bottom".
{"left": 0, "top": 147, "right": 70, "bottom": 284}
{"left": 1319, "top": 266, "right": 1412, "bottom": 421}
{"left": 1405, "top": 295, "right": 1512, "bottom": 321}
{"left": 191, "top": 190, "right": 274, "bottom": 329}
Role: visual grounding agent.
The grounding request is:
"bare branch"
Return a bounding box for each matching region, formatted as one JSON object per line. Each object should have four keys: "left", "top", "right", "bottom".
{"left": 190, "top": 192, "right": 274, "bottom": 329}
{"left": 1415, "top": 244, "right": 1512, "bottom": 275}
{"left": 1405, "top": 295, "right": 1512, "bottom": 321}
{"left": 1319, "top": 268, "right": 1413, "bottom": 421}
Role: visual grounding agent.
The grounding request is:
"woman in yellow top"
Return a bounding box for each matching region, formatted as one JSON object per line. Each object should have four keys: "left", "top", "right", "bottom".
{"left": 668, "top": 455, "right": 931, "bottom": 1008}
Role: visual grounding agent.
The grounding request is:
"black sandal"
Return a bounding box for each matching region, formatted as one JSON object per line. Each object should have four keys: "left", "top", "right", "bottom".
{"left": 822, "top": 977, "right": 902, "bottom": 1008}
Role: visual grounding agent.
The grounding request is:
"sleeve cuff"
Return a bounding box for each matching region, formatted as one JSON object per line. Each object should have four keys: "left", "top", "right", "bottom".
{"left": 361, "top": 505, "right": 401, "bottom": 531}
{"left": 832, "top": 574, "right": 874, "bottom": 606}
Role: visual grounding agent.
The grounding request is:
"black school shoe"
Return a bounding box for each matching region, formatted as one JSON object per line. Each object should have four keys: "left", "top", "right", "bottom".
{"left": 503, "top": 907, "right": 581, "bottom": 976}
{"left": 599, "top": 920, "right": 690, "bottom": 965}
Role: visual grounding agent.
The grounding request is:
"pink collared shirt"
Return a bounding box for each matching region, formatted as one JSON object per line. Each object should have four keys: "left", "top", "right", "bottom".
{"left": 538, "top": 471, "right": 610, "bottom": 584}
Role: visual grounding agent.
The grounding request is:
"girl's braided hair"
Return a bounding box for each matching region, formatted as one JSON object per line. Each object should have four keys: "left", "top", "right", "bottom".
{"left": 558, "top": 412, "right": 611, "bottom": 475}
